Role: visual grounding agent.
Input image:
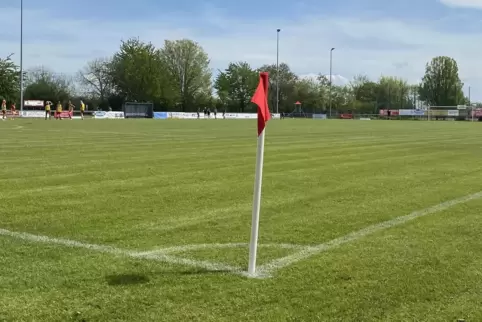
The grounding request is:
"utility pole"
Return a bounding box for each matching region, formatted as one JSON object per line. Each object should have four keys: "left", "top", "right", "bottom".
{"left": 469, "top": 86, "right": 473, "bottom": 122}
{"left": 329, "top": 47, "right": 335, "bottom": 118}
{"left": 20, "top": 0, "right": 24, "bottom": 113}
{"left": 276, "top": 29, "right": 280, "bottom": 114}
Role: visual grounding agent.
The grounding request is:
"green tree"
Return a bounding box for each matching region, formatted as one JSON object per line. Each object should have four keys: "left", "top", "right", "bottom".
{"left": 346, "top": 75, "right": 379, "bottom": 113}
{"left": 160, "top": 39, "right": 212, "bottom": 111}
{"left": 23, "top": 67, "right": 73, "bottom": 102}
{"left": 258, "top": 63, "right": 298, "bottom": 112}
{"left": 408, "top": 84, "right": 420, "bottom": 108}
{"left": 214, "top": 62, "right": 258, "bottom": 112}
{"left": 377, "top": 76, "right": 411, "bottom": 109}
{"left": 351, "top": 75, "right": 378, "bottom": 103}
{"left": 0, "top": 55, "right": 20, "bottom": 103}
{"left": 110, "top": 38, "right": 171, "bottom": 103}
{"left": 419, "top": 56, "right": 464, "bottom": 106}
{"left": 293, "top": 77, "right": 324, "bottom": 113}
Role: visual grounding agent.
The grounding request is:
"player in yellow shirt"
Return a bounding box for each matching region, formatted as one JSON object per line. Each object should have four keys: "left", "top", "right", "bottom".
{"left": 80, "top": 100, "right": 85, "bottom": 120}
{"left": 45, "top": 101, "right": 52, "bottom": 120}
{"left": 1, "top": 100, "right": 6, "bottom": 120}
{"left": 56, "top": 101, "right": 62, "bottom": 120}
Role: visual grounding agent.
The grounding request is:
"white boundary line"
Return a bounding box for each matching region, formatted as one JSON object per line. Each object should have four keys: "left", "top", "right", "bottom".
{"left": 0, "top": 228, "right": 246, "bottom": 276}
{"left": 254, "top": 190, "right": 482, "bottom": 277}
{"left": 1, "top": 190, "right": 481, "bottom": 278}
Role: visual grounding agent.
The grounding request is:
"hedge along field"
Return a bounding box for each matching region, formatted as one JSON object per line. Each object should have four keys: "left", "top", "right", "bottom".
{"left": 0, "top": 118, "right": 482, "bottom": 322}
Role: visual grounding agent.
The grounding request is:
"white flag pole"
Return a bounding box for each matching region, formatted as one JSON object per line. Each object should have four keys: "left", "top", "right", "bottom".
{"left": 248, "top": 128, "right": 266, "bottom": 276}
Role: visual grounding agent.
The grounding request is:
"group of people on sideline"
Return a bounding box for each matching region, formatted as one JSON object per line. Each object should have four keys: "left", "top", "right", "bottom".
{"left": 197, "top": 107, "right": 227, "bottom": 119}
{"left": 1, "top": 99, "right": 87, "bottom": 120}
{"left": 44, "top": 100, "right": 86, "bottom": 120}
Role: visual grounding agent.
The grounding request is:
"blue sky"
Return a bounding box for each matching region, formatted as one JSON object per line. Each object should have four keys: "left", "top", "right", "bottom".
{"left": 2, "top": 0, "right": 482, "bottom": 100}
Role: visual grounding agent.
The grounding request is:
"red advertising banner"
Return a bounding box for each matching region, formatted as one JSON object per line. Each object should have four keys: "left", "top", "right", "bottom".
{"left": 54, "top": 111, "right": 72, "bottom": 119}
{"left": 379, "top": 109, "right": 399, "bottom": 116}
{"left": 339, "top": 114, "right": 353, "bottom": 119}
{"left": 4, "top": 110, "right": 19, "bottom": 118}
{"left": 472, "top": 109, "right": 482, "bottom": 117}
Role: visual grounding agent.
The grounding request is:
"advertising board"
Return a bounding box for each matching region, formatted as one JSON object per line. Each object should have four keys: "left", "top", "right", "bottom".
{"left": 24, "top": 100, "right": 44, "bottom": 107}
{"left": 447, "top": 110, "right": 459, "bottom": 116}
{"left": 94, "top": 111, "right": 125, "bottom": 119}
{"left": 153, "top": 112, "right": 168, "bottom": 119}
{"left": 379, "top": 109, "right": 400, "bottom": 116}
{"left": 20, "top": 111, "right": 45, "bottom": 118}
{"left": 312, "top": 114, "right": 327, "bottom": 119}
{"left": 398, "top": 109, "right": 426, "bottom": 116}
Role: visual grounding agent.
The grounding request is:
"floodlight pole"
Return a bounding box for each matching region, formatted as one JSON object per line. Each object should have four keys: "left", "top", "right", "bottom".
{"left": 276, "top": 29, "right": 280, "bottom": 114}
{"left": 329, "top": 48, "right": 335, "bottom": 118}
{"left": 469, "top": 86, "right": 473, "bottom": 122}
{"left": 20, "top": 0, "right": 24, "bottom": 113}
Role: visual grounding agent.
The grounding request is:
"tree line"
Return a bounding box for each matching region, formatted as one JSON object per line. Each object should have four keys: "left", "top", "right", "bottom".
{"left": 0, "top": 37, "right": 472, "bottom": 113}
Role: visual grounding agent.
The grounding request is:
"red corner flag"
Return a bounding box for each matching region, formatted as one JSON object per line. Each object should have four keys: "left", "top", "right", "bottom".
{"left": 251, "top": 72, "right": 271, "bottom": 136}
{"left": 248, "top": 72, "right": 271, "bottom": 276}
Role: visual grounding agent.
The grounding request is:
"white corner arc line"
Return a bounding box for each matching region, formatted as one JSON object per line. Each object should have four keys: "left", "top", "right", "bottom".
{"left": 137, "top": 243, "right": 305, "bottom": 256}
{"left": 255, "top": 190, "right": 482, "bottom": 277}
{"left": 1, "top": 191, "right": 481, "bottom": 279}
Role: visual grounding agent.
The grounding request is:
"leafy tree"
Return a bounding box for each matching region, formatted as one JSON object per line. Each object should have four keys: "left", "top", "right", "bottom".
{"left": 352, "top": 80, "right": 378, "bottom": 103}
{"left": 214, "top": 62, "right": 258, "bottom": 112}
{"left": 160, "top": 39, "right": 212, "bottom": 111}
{"left": 408, "top": 84, "right": 420, "bottom": 108}
{"left": 419, "top": 56, "right": 464, "bottom": 106}
{"left": 258, "top": 63, "right": 298, "bottom": 112}
{"left": 0, "top": 55, "right": 20, "bottom": 103}
{"left": 293, "top": 77, "right": 323, "bottom": 113}
{"left": 378, "top": 76, "right": 411, "bottom": 109}
{"left": 110, "top": 38, "right": 171, "bottom": 103}
{"left": 345, "top": 75, "right": 379, "bottom": 113}
{"left": 23, "top": 66, "right": 73, "bottom": 102}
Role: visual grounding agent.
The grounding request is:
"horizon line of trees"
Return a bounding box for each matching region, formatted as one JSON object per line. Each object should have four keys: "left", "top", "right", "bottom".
{"left": 0, "top": 37, "right": 475, "bottom": 113}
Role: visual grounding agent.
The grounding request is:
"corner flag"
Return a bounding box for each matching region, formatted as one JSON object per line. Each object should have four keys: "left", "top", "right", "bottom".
{"left": 248, "top": 72, "right": 271, "bottom": 276}
{"left": 251, "top": 72, "right": 271, "bottom": 136}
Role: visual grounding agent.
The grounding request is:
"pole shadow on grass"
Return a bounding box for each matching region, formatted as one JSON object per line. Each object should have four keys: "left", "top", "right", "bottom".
{"left": 106, "top": 270, "right": 233, "bottom": 285}
{"left": 106, "top": 274, "right": 150, "bottom": 286}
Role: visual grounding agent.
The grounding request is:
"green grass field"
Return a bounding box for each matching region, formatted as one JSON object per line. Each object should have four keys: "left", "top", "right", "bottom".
{"left": 1, "top": 118, "right": 482, "bottom": 322}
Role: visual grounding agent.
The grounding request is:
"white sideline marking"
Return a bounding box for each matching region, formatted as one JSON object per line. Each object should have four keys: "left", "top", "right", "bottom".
{"left": 0, "top": 228, "right": 245, "bottom": 276}
{"left": 254, "top": 190, "right": 482, "bottom": 277}
{"left": 1, "top": 191, "right": 480, "bottom": 279}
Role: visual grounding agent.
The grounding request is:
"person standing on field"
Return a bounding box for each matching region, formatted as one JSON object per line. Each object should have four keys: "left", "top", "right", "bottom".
{"left": 10, "top": 103, "right": 16, "bottom": 119}
{"left": 214, "top": 108, "right": 217, "bottom": 119}
{"left": 45, "top": 101, "right": 52, "bottom": 120}
{"left": 68, "top": 100, "right": 74, "bottom": 119}
{"left": 80, "top": 100, "right": 85, "bottom": 120}
{"left": 1, "top": 100, "right": 6, "bottom": 120}
{"left": 56, "top": 101, "right": 63, "bottom": 120}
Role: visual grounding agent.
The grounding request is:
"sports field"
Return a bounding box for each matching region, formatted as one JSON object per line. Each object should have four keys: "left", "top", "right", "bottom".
{"left": 1, "top": 118, "right": 481, "bottom": 321}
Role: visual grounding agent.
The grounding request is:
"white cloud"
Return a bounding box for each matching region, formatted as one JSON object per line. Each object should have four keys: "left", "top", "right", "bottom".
{"left": 0, "top": 5, "right": 481, "bottom": 99}
{"left": 299, "top": 73, "right": 349, "bottom": 86}
{"left": 439, "top": 0, "right": 482, "bottom": 8}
